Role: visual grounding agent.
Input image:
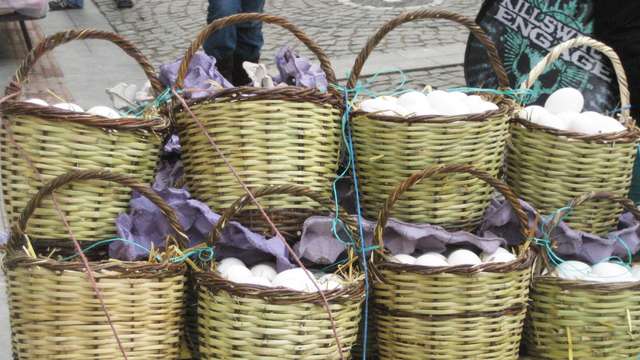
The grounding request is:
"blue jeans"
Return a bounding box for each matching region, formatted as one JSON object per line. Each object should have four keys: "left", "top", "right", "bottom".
{"left": 204, "top": 0, "right": 266, "bottom": 61}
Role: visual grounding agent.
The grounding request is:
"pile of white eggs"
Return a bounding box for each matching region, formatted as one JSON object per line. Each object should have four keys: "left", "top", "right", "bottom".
{"left": 24, "top": 98, "right": 121, "bottom": 119}
{"left": 389, "top": 247, "right": 517, "bottom": 267}
{"left": 552, "top": 260, "right": 640, "bottom": 283}
{"left": 518, "top": 87, "right": 625, "bottom": 135}
{"left": 217, "top": 257, "right": 344, "bottom": 292}
{"left": 359, "top": 90, "right": 499, "bottom": 117}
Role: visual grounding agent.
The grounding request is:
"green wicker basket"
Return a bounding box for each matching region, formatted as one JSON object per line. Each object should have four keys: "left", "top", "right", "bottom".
{"left": 0, "top": 30, "right": 167, "bottom": 247}
{"left": 195, "top": 185, "right": 364, "bottom": 360}
{"left": 172, "top": 14, "right": 341, "bottom": 240}
{"left": 525, "top": 191, "right": 640, "bottom": 360}
{"left": 4, "top": 169, "right": 188, "bottom": 360}
{"left": 372, "top": 164, "right": 534, "bottom": 360}
{"left": 506, "top": 36, "right": 639, "bottom": 236}
{"left": 348, "top": 9, "right": 514, "bottom": 231}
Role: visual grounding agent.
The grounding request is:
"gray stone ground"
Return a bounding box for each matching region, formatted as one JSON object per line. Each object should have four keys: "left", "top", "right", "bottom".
{"left": 91, "top": 0, "right": 481, "bottom": 90}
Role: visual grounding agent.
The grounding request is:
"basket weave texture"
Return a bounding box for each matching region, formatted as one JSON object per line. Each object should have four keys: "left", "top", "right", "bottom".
{"left": 0, "top": 29, "right": 167, "bottom": 242}
{"left": 372, "top": 164, "right": 534, "bottom": 360}
{"left": 195, "top": 185, "right": 365, "bottom": 359}
{"left": 506, "top": 36, "right": 640, "bottom": 236}
{"left": 4, "top": 170, "right": 188, "bottom": 360}
{"left": 525, "top": 192, "right": 640, "bottom": 360}
{"left": 172, "top": 13, "right": 341, "bottom": 239}
{"left": 348, "top": 9, "right": 514, "bottom": 231}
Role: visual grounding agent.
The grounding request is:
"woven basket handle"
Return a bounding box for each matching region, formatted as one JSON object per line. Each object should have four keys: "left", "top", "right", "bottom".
{"left": 347, "top": 9, "right": 509, "bottom": 89}
{"left": 208, "top": 184, "right": 354, "bottom": 247}
{"left": 175, "top": 13, "right": 337, "bottom": 88}
{"left": 5, "top": 29, "right": 163, "bottom": 98}
{"left": 11, "top": 169, "right": 188, "bottom": 250}
{"left": 544, "top": 191, "right": 640, "bottom": 234}
{"left": 520, "top": 36, "right": 631, "bottom": 122}
{"left": 373, "top": 164, "right": 531, "bottom": 253}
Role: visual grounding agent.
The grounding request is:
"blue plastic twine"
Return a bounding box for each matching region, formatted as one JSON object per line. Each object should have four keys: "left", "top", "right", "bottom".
{"left": 61, "top": 237, "right": 214, "bottom": 264}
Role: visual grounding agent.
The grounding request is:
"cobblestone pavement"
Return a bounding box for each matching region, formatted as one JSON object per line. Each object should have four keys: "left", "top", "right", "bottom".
{"left": 92, "top": 0, "right": 481, "bottom": 88}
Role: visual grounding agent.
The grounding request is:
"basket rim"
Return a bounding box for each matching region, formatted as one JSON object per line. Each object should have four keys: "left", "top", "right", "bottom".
{"left": 3, "top": 255, "right": 187, "bottom": 278}
{"left": 533, "top": 274, "right": 640, "bottom": 291}
{"left": 1, "top": 100, "right": 168, "bottom": 131}
{"left": 351, "top": 95, "right": 513, "bottom": 124}
{"left": 512, "top": 116, "right": 640, "bottom": 143}
{"left": 195, "top": 270, "right": 365, "bottom": 305}
{"left": 375, "top": 248, "right": 534, "bottom": 275}
{"left": 171, "top": 85, "right": 342, "bottom": 112}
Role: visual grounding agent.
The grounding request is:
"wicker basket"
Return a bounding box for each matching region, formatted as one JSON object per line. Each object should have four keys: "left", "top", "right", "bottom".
{"left": 172, "top": 13, "right": 341, "bottom": 240}
{"left": 372, "top": 164, "right": 534, "bottom": 360}
{"left": 506, "top": 36, "right": 640, "bottom": 236}
{"left": 195, "top": 184, "right": 365, "bottom": 360}
{"left": 0, "top": 29, "right": 167, "bottom": 245}
{"left": 3, "top": 169, "right": 189, "bottom": 359}
{"left": 525, "top": 191, "right": 640, "bottom": 360}
{"left": 348, "top": 9, "right": 514, "bottom": 231}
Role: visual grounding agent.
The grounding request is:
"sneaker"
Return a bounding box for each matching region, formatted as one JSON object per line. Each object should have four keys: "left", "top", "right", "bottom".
{"left": 116, "top": 0, "right": 133, "bottom": 8}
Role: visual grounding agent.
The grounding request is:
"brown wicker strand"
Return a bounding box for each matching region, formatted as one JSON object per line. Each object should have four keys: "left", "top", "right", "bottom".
{"left": 6, "top": 28, "right": 162, "bottom": 97}
{"left": 8, "top": 169, "right": 189, "bottom": 253}
{"left": 374, "top": 164, "right": 531, "bottom": 253}
{"left": 175, "top": 13, "right": 337, "bottom": 89}
{"left": 346, "top": 9, "right": 509, "bottom": 89}
{"left": 521, "top": 36, "right": 631, "bottom": 122}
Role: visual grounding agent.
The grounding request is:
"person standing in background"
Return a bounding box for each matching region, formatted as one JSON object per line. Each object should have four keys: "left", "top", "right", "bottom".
{"left": 204, "top": 0, "right": 266, "bottom": 86}
{"left": 593, "top": 1, "right": 640, "bottom": 120}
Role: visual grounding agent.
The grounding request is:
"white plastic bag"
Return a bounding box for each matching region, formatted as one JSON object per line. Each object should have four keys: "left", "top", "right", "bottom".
{"left": 0, "top": 0, "right": 47, "bottom": 18}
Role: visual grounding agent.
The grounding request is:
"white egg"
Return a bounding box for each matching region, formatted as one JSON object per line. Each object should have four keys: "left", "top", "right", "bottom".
{"left": 272, "top": 268, "right": 317, "bottom": 292}
{"left": 595, "top": 116, "right": 626, "bottom": 134}
{"left": 250, "top": 263, "right": 277, "bottom": 282}
{"left": 447, "top": 249, "right": 482, "bottom": 266}
{"left": 631, "top": 265, "right": 640, "bottom": 280}
{"left": 53, "top": 102, "right": 84, "bottom": 113}
{"left": 87, "top": 106, "right": 120, "bottom": 119}
{"left": 554, "top": 112, "right": 582, "bottom": 131}
{"left": 481, "top": 247, "right": 517, "bottom": 263}
{"left": 217, "top": 257, "right": 245, "bottom": 275}
{"left": 518, "top": 105, "right": 548, "bottom": 123}
{"left": 224, "top": 265, "right": 254, "bottom": 283}
{"left": 471, "top": 101, "right": 499, "bottom": 113}
{"left": 24, "top": 98, "right": 48, "bottom": 106}
{"left": 318, "top": 273, "right": 343, "bottom": 291}
{"left": 360, "top": 97, "right": 407, "bottom": 116}
{"left": 553, "top": 260, "right": 591, "bottom": 280}
{"left": 245, "top": 276, "right": 272, "bottom": 287}
{"left": 406, "top": 103, "right": 436, "bottom": 117}
{"left": 448, "top": 91, "right": 468, "bottom": 102}
{"left": 544, "top": 87, "right": 584, "bottom": 114}
{"left": 415, "top": 252, "right": 448, "bottom": 267}
{"left": 590, "top": 262, "right": 632, "bottom": 282}
{"left": 389, "top": 254, "right": 416, "bottom": 265}
{"left": 398, "top": 91, "right": 428, "bottom": 109}
{"left": 571, "top": 111, "right": 625, "bottom": 135}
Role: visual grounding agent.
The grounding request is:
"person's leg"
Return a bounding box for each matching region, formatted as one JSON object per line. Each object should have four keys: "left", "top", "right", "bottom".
{"left": 233, "top": 0, "right": 266, "bottom": 85}
{"left": 203, "top": 0, "right": 242, "bottom": 83}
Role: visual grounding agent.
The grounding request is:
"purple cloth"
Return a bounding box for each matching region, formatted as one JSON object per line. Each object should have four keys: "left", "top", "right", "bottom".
{"left": 273, "top": 46, "right": 328, "bottom": 92}
{"left": 159, "top": 52, "right": 233, "bottom": 99}
{"left": 163, "top": 134, "right": 181, "bottom": 155}
{"left": 480, "top": 198, "right": 640, "bottom": 264}
{"left": 294, "top": 198, "right": 545, "bottom": 265}
{"left": 111, "top": 181, "right": 295, "bottom": 271}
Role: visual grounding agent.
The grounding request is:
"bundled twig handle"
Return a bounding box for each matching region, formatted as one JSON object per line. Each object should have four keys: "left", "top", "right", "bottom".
{"left": 5, "top": 29, "right": 163, "bottom": 97}
{"left": 9, "top": 169, "right": 188, "bottom": 252}
{"left": 175, "top": 13, "right": 337, "bottom": 88}
{"left": 373, "top": 164, "right": 531, "bottom": 253}
{"left": 209, "top": 184, "right": 356, "bottom": 248}
{"left": 544, "top": 191, "right": 640, "bottom": 236}
{"left": 521, "top": 36, "right": 631, "bottom": 123}
{"left": 347, "top": 9, "right": 510, "bottom": 89}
